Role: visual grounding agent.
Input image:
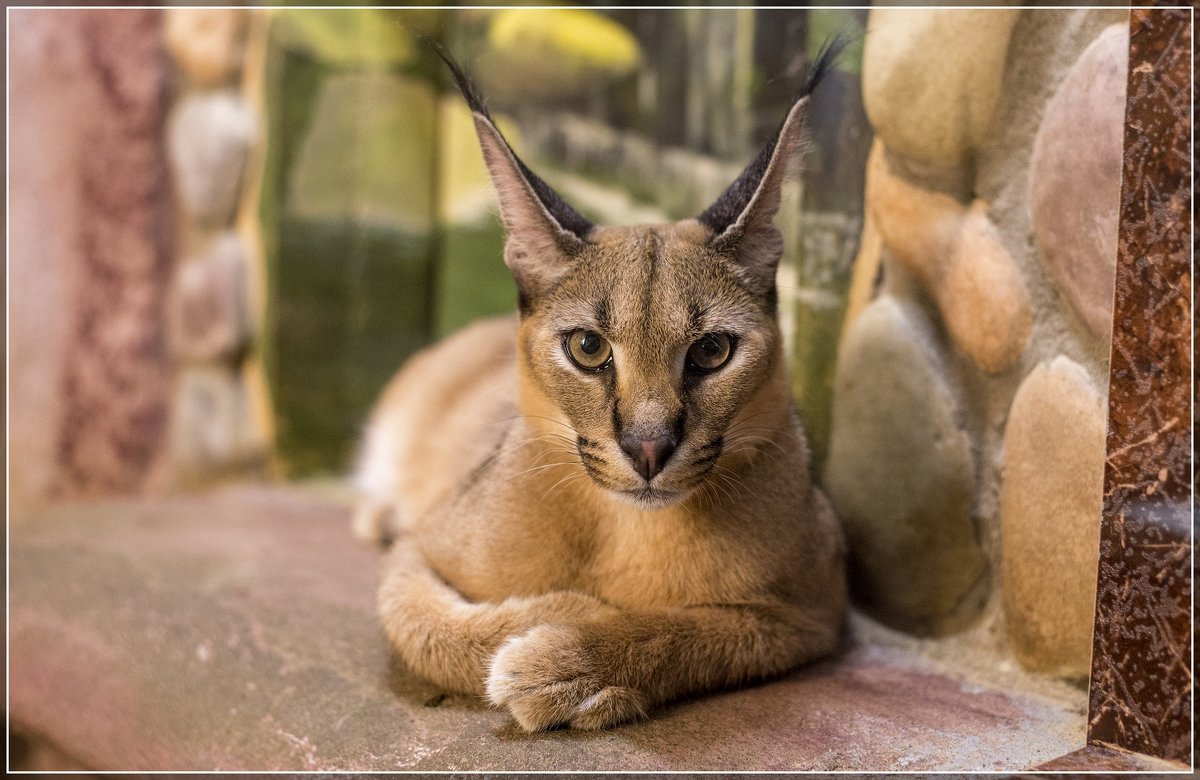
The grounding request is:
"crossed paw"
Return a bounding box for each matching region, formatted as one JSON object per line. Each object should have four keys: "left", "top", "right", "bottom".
{"left": 486, "top": 624, "right": 648, "bottom": 731}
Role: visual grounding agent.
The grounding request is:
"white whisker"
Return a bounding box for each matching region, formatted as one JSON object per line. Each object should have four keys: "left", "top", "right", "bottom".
{"left": 494, "top": 460, "right": 580, "bottom": 487}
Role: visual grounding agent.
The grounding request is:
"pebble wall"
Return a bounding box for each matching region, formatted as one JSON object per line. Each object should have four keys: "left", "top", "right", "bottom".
{"left": 825, "top": 8, "right": 1130, "bottom": 677}
{"left": 165, "top": 9, "right": 271, "bottom": 483}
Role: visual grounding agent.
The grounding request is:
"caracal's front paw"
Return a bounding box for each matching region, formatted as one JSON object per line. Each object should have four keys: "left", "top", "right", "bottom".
{"left": 485, "top": 625, "right": 647, "bottom": 731}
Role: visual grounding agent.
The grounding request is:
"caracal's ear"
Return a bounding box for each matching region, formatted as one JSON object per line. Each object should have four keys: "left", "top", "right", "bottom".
{"left": 434, "top": 45, "right": 593, "bottom": 304}
{"left": 697, "top": 37, "right": 847, "bottom": 296}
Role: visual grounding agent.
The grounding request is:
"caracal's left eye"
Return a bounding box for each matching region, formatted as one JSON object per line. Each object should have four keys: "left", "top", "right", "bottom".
{"left": 565, "top": 329, "right": 613, "bottom": 371}
{"left": 687, "top": 333, "right": 733, "bottom": 371}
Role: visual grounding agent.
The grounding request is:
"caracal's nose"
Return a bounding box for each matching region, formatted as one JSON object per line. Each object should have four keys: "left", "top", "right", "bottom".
{"left": 619, "top": 434, "right": 677, "bottom": 481}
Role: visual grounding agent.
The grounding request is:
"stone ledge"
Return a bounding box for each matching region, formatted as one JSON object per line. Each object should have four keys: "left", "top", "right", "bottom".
{"left": 10, "top": 485, "right": 1083, "bottom": 771}
{"left": 1034, "top": 744, "right": 1189, "bottom": 772}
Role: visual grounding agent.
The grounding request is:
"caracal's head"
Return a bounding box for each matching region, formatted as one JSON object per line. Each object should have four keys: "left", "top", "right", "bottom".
{"left": 440, "top": 42, "right": 842, "bottom": 508}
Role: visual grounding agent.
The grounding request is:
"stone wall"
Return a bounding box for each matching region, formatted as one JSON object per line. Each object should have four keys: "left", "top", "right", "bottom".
{"left": 164, "top": 8, "right": 271, "bottom": 486}
{"left": 824, "top": 8, "right": 1129, "bottom": 677}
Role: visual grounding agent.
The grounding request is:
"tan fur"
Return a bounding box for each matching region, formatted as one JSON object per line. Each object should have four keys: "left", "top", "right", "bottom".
{"left": 359, "top": 96, "right": 846, "bottom": 731}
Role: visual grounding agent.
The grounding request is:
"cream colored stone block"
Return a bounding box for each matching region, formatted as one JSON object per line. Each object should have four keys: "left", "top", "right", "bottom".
{"left": 1001, "top": 356, "right": 1106, "bottom": 677}
{"left": 863, "top": 8, "right": 1020, "bottom": 172}
{"left": 165, "top": 8, "right": 246, "bottom": 87}
{"left": 168, "top": 90, "right": 255, "bottom": 229}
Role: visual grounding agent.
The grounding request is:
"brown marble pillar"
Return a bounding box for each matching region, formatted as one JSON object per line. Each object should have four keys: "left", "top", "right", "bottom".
{"left": 1086, "top": 7, "right": 1192, "bottom": 763}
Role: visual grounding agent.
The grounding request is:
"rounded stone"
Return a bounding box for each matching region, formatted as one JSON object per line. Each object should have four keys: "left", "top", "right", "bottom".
{"left": 866, "top": 142, "right": 1031, "bottom": 373}
{"left": 169, "top": 232, "right": 249, "bottom": 364}
{"left": 168, "top": 90, "right": 255, "bottom": 229}
{"left": 1029, "top": 23, "right": 1128, "bottom": 339}
{"left": 165, "top": 8, "right": 246, "bottom": 87}
{"left": 173, "top": 365, "right": 261, "bottom": 473}
{"left": 862, "top": 8, "right": 1020, "bottom": 173}
{"left": 1001, "top": 356, "right": 1106, "bottom": 677}
{"left": 823, "top": 295, "right": 987, "bottom": 635}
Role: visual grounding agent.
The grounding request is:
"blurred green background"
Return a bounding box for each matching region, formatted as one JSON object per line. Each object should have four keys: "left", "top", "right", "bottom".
{"left": 258, "top": 6, "right": 871, "bottom": 477}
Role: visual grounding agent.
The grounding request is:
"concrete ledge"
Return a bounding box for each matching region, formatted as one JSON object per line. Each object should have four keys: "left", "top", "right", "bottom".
{"left": 10, "top": 486, "right": 1083, "bottom": 771}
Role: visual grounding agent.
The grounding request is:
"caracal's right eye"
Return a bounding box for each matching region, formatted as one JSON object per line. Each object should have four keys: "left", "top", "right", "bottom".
{"left": 564, "top": 329, "right": 613, "bottom": 371}
{"left": 686, "top": 332, "right": 734, "bottom": 372}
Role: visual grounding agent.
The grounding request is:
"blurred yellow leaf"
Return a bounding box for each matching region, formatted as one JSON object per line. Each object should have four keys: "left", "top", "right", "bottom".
{"left": 480, "top": 9, "right": 642, "bottom": 101}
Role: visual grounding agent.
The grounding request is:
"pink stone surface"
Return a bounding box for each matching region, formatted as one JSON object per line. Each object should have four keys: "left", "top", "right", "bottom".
{"left": 10, "top": 486, "right": 1084, "bottom": 771}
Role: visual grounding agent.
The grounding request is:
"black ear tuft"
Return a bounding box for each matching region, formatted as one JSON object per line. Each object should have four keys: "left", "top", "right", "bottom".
{"left": 432, "top": 43, "right": 594, "bottom": 240}
{"left": 797, "top": 34, "right": 850, "bottom": 106}
{"left": 697, "top": 35, "right": 849, "bottom": 237}
{"left": 432, "top": 41, "right": 492, "bottom": 121}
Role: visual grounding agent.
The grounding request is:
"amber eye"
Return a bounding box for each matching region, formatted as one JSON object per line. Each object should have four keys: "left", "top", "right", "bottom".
{"left": 687, "top": 333, "right": 733, "bottom": 372}
{"left": 564, "top": 329, "right": 613, "bottom": 371}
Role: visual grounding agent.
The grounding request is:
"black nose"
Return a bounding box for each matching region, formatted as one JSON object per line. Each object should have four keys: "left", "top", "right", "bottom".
{"left": 619, "top": 434, "right": 676, "bottom": 481}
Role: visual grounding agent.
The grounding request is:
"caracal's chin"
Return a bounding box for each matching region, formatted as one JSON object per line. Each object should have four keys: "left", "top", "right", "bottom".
{"left": 611, "top": 484, "right": 688, "bottom": 510}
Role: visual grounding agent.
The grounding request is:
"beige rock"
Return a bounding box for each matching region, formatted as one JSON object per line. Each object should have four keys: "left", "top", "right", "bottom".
{"left": 1029, "top": 23, "right": 1128, "bottom": 339}
{"left": 1001, "top": 356, "right": 1106, "bottom": 677}
{"left": 173, "top": 365, "right": 263, "bottom": 475}
{"left": 168, "top": 90, "right": 256, "bottom": 229}
{"left": 165, "top": 8, "right": 246, "bottom": 87}
{"left": 867, "top": 142, "right": 1031, "bottom": 372}
{"left": 863, "top": 8, "right": 1020, "bottom": 172}
{"left": 169, "top": 233, "right": 249, "bottom": 364}
{"left": 824, "top": 295, "right": 987, "bottom": 635}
